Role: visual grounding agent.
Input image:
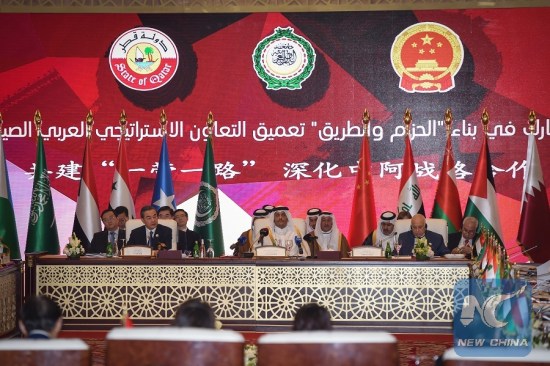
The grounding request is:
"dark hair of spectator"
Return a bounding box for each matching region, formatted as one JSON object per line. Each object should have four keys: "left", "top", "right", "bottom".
{"left": 173, "top": 298, "right": 216, "bottom": 329}
{"left": 114, "top": 206, "right": 129, "bottom": 217}
{"left": 174, "top": 209, "right": 188, "bottom": 217}
{"left": 140, "top": 205, "right": 156, "bottom": 218}
{"left": 397, "top": 211, "right": 412, "bottom": 220}
{"left": 158, "top": 206, "right": 175, "bottom": 216}
{"left": 292, "top": 303, "right": 332, "bottom": 331}
{"left": 20, "top": 295, "right": 62, "bottom": 333}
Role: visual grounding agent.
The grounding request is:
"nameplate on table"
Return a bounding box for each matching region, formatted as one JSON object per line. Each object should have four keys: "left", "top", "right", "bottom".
{"left": 122, "top": 245, "right": 152, "bottom": 257}
{"left": 352, "top": 246, "right": 382, "bottom": 257}
{"left": 256, "top": 246, "right": 286, "bottom": 257}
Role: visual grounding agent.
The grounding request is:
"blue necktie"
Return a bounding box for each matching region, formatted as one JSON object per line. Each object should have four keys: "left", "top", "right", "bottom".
{"left": 149, "top": 230, "right": 154, "bottom": 246}
{"left": 110, "top": 231, "right": 116, "bottom": 244}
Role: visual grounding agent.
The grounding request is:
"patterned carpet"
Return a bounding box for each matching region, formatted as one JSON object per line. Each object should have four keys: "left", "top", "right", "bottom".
{"left": 74, "top": 332, "right": 453, "bottom": 366}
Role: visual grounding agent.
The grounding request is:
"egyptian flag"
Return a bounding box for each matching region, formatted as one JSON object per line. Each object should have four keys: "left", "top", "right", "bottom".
{"left": 397, "top": 134, "right": 425, "bottom": 216}
{"left": 517, "top": 127, "right": 550, "bottom": 263}
{"left": 72, "top": 136, "right": 101, "bottom": 252}
{"left": 348, "top": 114, "right": 377, "bottom": 246}
{"left": 464, "top": 133, "right": 503, "bottom": 245}
{"left": 432, "top": 133, "right": 462, "bottom": 233}
{"left": 110, "top": 136, "right": 135, "bottom": 219}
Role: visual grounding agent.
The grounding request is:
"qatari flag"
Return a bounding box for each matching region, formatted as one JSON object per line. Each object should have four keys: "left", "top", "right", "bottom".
{"left": 517, "top": 119, "right": 550, "bottom": 263}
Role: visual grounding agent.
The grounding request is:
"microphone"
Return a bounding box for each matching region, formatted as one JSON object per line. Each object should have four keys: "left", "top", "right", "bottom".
{"left": 303, "top": 233, "right": 317, "bottom": 243}
{"left": 230, "top": 236, "right": 247, "bottom": 251}
{"left": 294, "top": 236, "right": 303, "bottom": 255}
{"left": 259, "top": 228, "right": 269, "bottom": 246}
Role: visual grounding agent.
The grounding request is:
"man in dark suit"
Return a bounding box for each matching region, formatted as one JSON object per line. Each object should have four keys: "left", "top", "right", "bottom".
{"left": 448, "top": 216, "right": 479, "bottom": 259}
{"left": 174, "top": 209, "right": 201, "bottom": 253}
{"left": 90, "top": 209, "right": 126, "bottom": 253}
{"left": 19, "top": 295, "right": 62, "bottom": 339}
{"left": 128, "top": 205, "right": 172, "bottom": 250}
{"left": 398, "top": 214, "right": 450, "bottom": 257}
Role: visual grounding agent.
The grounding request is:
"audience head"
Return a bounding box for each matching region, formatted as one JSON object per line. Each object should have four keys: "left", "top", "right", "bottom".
{"left": 140, "top": 205, "right": 158, "bottom": 230}
{"left": 158, "top": 206, "right": 175, "bottom": 220}
{"left": 306, "top": 208, "right": 321, "bottom": 231}
{"left": 19, "top": 295, "right": 63, "bottom": 338}
{"left": 461, "top": 216, "right": 479, "bottom": 240}
{"left": 114, "top": 206, "right": 129, "bottom": 229}
{"left": 379, "top": 211, "right": 397, "bottom": 235}
{"left": 292, "top": 303, "right": 332, "bottom": 331}
{"left": 173, "top": 298, "right": 216, "bottom": 329}
{"left": 397, "top": 211, "right": 412, "bottom": 220}
{"left": 101, "top": 209, "right": 118, "bottom": 232}
{"left": 411, "top": 214, "right": 427, "bottom": 238}
{"left": 174, "top": 209, "right": 189, "bottom": 229}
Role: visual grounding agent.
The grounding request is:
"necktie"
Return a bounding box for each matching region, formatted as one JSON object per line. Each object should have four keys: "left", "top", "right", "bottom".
{"left": 464, "top": 239, "right": 470, "bottom": 247}
{"left": 149, "top": 230, "right": 154, "bottom": 246}
{"left": 110, "top": 231, "right": 116, "bottom": 244}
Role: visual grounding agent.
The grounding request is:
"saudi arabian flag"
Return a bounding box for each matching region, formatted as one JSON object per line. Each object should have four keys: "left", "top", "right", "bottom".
{"left": 0, "top": 137, "right": 21, "bottom": 259}
{"left": 193, "top": 135, "right": 224, "bottom": 256}
{"left": 25, "top": 135, "right": 60, "bottom": 254}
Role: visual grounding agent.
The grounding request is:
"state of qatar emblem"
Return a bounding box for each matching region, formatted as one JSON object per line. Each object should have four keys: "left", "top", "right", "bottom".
{"left": 252, "top": 27, "right": 316, "bottom": 90}
{"left": 391, "top": 22, "right": 463, "bottom": 93}
{"left": 109, "top": 27, "right": 179, "bottom": 91}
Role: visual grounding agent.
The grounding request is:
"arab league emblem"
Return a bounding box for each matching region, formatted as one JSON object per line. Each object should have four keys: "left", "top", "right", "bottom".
{"left": 252, "top": 27, "right": 316, "bottom": 90}
{"left": 195, "top": 182, "right": 220, "bottom": 227}
{"left": 391, "top": 22, "right": 464, "bottom": 93}
{"left": 109, "top": 27, "right": 179, "bottom": 91}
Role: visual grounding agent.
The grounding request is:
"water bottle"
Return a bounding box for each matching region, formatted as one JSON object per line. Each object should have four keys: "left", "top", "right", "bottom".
{"left": 200, "top": 239, "right": 206, "bottom": 258}
{"left": 193, "top": 242, "right": 200, "bottom": 258}
{"left": 385, "top": 241, "right": 392, "bottom": 259}
{"left": 106, "top": 242, "right": 113, "bottom": 258}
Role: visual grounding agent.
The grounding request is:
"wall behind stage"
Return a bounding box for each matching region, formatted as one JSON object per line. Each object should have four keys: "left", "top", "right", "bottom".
{"left": 1, "top": 10, "right": 548, "bottom": 259}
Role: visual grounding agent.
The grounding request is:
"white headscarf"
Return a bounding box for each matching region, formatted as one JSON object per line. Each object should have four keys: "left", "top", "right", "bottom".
{"left": 314, "top": 212, "right": 341, "bottom": 251}
{"left": 374, "top": 211, "right": 397, "bottom": 248}
{"left": 306, "top": 208, "right": 321, "bottom": 232}
{"left": 268, "top": 206, "right": 307, "bottom": 256}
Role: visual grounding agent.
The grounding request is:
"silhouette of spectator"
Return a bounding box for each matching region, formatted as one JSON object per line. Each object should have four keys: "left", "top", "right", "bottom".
{"left": 292, "top": 303, "right": 332, "bottom": 331}
{"left": 19, "top": 295, "right": 63, "bottom": 339}
{"left": 173, "top": 298, "right": 216, "bottom": 329}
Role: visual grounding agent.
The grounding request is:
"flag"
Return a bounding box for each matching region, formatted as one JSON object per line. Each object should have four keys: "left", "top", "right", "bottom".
{"left": 517, "top": 124, "right": 550, "bottom": 263}
{"left": 151, "top": 135, "right": 176, "bottom": 211}
{"left": 431, "top": 133, "right": 462, "bottom": 233}
{"left": 193, "top": 135, "right": 224, "bottom": 256}
{"left": 26, "top": 134, "right": 60, "bottom": 254}
{"left": 348, "top": 115, "right": 377, "bottom": 246}
{"left": 0, "top": 132, "right": 21, "bottom": 259}
{"left": 397, "top": 134, "right": 425, "bottom": 216}
{"left": 110, "top": 136, "right": 135, "bottom": 218}
{"left": 464, "top": 132, "right": 503, "bottom": 245}
{"left": 72, "top": 137, "right": 101, "bottom": 252}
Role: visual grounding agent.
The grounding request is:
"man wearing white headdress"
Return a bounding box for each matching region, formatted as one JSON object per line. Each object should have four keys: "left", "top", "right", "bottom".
{"left": 310, "top": 212, "right": 350, "bottom": 258}
{"left": 306, "top": 208, "right": 321, "bottom": 234}
{"left": 231, "top": 208, "right": 269, "bottom": 256}
{"left": 255, "top": 206, "right": 309, "bottom": 257}
{"left": 362, "top": 211, "right": 398, "bottom": 250}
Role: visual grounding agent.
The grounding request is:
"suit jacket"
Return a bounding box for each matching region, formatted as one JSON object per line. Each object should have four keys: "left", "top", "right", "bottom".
{"left": 127, "top": 224, "right": 172, "bottom": 250}
{"left": 447, "top": 232, "right": 479, "bottom": 258}
{"left": 398, "top": 230, "right": 450, "bottom": 257}
{"left": 177, "top": 228, "right": 202, "bottom": 252}
{"left": 89, "top": 229, "right": 126, "bottom": 253}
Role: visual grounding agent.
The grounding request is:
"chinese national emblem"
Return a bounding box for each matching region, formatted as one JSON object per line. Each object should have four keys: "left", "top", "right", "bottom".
{"left": 391, "top": 22, "right": 463, "bottom": 93}
{"left": 109, "top": 27, "right": 179, "bottom": 91}
{"left": 252, "top": 27, "right": 316, "bottom": 90}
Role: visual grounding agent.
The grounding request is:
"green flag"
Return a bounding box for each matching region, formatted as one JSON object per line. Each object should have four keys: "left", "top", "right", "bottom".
{"left": 0, "top": 136, "right": 21, "bottom": 259}
{"left": 25, "top": 135, "right": 59, "bottom": 254}
{"left": 193, "top": 136, "right": 224, "bottom": 256}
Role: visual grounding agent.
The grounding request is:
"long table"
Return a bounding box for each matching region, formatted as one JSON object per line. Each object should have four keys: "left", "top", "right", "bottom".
{"left": 26, "top": 254, "right": 470, "bottom": 333}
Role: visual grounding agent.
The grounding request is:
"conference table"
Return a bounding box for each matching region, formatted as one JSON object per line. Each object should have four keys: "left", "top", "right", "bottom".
{"left": 25, "top": 254, "right": 470, "bottom": 333}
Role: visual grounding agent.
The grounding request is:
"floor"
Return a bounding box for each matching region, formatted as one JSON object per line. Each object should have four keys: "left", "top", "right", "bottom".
{"left": 61, "top": 331, "right": 453, "bottom": 366}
